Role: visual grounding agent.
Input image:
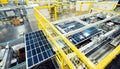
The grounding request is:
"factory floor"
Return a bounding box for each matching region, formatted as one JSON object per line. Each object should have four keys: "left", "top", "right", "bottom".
{"left": 0, "top": 20, "right": 32, "bottom": 44}
{"left": 27, "top": 8, "right": 39, "bottom": 31}
{"left": 0, "top": 8, "right": 38, "bottom": 46}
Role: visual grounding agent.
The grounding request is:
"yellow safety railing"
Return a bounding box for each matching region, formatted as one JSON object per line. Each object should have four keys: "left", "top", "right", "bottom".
{"left": 34, "top": 2, "right": 120, "bottom": 69}
{"left": 34, "top": 6, "right": 97, "bottom": 69}
{"left": 76, "top": 1, "right": 93, "bottom": 15}
{"left": 97, "top": 45, "right": 120, "bottom": 69}
{"left": 76, "top": 1, "right": 118, "bottom": 14}
{"left": 90, "top": 3, "right": 120, "bottom": 14}
{"left": 0, "top": 0, "right": 8, "bottom": 4}
{"left": 93, "top": 2, "right": 117, "bottom": 11}
{"left": 115, "top": 4, "right": 120, "bottom": 13}
{"left": 90, "top": 8, "right": 119, "bottom": 14}
{"left": 36, "top": 6, "right": 58, "bottom": 21}
{"left": 25, "top": 0, "right": 29, "bottom": 6}
{"left": 13, "top": 0, "right": 18, "bottom": 6}
{"left": 117, "top": 4, "right": 120, "bottom": 6}
{"left": 34, "top": 7, "right": 76, "bottom": 69}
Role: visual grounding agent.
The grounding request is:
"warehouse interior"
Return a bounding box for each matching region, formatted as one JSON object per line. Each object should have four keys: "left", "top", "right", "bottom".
{"left": 0, "top": 0, "right": 120, "bottom": 69}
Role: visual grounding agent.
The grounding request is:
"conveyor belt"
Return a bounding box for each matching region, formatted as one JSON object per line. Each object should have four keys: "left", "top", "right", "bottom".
{"left": 105, "top": 54, "right": 120, "bottom": 69}
{"left": 111, "top": 28, "right": 120, "bottom": 38}
{"left": 85, "top": 38, "right": 112, "bottom": 57}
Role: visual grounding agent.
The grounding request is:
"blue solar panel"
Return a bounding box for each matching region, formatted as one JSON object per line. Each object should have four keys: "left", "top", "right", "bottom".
{"left": 70, "top": 27, "right": 100, "bottom": 45}
{"left": 56, "top": 21, "right": 85, "bottom": 33}
{"left": 25, "top": 30, "right": 54, "bottom": 68}
{"left": 82, "top": 27, "right": 99, "bottom": 37}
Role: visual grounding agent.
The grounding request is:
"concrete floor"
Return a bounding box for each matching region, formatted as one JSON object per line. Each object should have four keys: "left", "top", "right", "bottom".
{"left": 0, "top": 20, "right": 32, "bottom": 44}
{"left": 26, "top": 8, "right": 39, "bottom": 31}
{"left": 0, "top": 7, "right": 40, "bottom": 47}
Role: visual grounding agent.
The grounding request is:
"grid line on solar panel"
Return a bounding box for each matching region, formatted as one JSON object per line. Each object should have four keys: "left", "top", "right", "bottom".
{"left": 25, "top": 30, "right": 54, "bottom": 68}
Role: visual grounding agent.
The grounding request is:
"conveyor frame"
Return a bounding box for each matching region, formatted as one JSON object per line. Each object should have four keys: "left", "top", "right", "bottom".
{"left": 34, "top": 5, "right": 120, "bottom": 69}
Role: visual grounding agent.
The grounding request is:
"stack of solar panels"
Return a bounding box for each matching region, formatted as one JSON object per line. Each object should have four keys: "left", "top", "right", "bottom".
{"left": 25, "top": 30, "right": 55, "bottom": 69}
{"left": 69, "top": 27, "right": 100, "bottom": 45}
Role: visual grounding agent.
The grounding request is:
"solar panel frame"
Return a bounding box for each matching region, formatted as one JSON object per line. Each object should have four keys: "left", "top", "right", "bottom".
{"left": 25, "top": 30, "right": 55, "bottom": 69}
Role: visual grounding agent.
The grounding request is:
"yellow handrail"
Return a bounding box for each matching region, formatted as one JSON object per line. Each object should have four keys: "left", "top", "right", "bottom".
{"left": 34, "top": 7, "right": 76, "bottom": 69}
{"left": 34, "top": 2, "right": 120, "bottom": 69}
{"left": 97, "top": 45, "right": 120, "bottom": 69}
{"left": 34, "top": 6, "right": 97, "bottom": 69}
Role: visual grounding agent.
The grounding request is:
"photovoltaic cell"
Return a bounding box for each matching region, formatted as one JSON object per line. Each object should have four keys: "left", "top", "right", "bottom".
{"left": 70, "top": 27, "right": 100, "bottom": 45}
{"left": 25, "top": 30, "right": 54, "bottom": 69}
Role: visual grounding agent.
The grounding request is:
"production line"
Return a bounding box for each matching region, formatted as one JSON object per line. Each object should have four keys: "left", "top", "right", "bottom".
{"left": 52, "top": 11, "right": 120, "bottom": 66}
{"left": 0, "top": 0, "right": 120, "bottom": 69}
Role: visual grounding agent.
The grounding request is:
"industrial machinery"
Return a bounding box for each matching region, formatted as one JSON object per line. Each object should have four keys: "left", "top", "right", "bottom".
{"left": 0, "top": 6, "right": 32, "bottom": 69}
{"left": 50, "top": 11, "right": 120, "bottom": 68}
{"left": 0, "top": 1, "right": 120, "bottom": 69}
{"left": 0, "top": 42, "right": 19, "bottom": 69}
{"left": 0, "top": 6, "right": 27, "bottom": 24}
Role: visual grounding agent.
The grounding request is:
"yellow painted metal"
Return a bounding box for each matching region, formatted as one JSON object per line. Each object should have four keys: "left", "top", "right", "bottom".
{"left": 117, "top": 4, "right": 120, "bottom": 6}
{"left": 34, "top": 6, "right": 97, "bottom": 69}
{"left": 0, "top": 0, "right": 8, "bottom": 4}
{"left": 36, "top": 6, "right": 58, "bottom": 21}
{"left": 76, "top": 1, "right": 93, "bottom": 15}
{"left": 34, "top": 2, "right": 120, "bottom": 69}
{"left": 97, "top": 45, "right": 120, "bottom": 69}
{"left": 34, "top": 7, "right": 76, "bottom": 69}
{"left": 54, "top": 6, "right": 58, "bottom": 21}
{"left": 94, "top": 2, "right": 117, "bottom": 11}
{"left": 76, "top": 1, "right": 118, "bottom": 14}
{"left": 13, "top": 0, "right": 18, "bottom": 6}
{"left": 51, "top": 25, "right": 96, "bottom": 69}
{"left": 116, "top": 4, "right": 120, "bottom": 13}
{"left": 35, "top": 0, "right": 39, "bottom": 4}
{"left": 25, "top": 0, "right": 29, "bottom": 5}
{"left": 36, "top": 6, "right": 54, "bottom": 9}
{"left": 56, "top": 51, "right": 64, "bottom": 69}
{"left": 91, "top": 8, "right": 120, "bottom": 14}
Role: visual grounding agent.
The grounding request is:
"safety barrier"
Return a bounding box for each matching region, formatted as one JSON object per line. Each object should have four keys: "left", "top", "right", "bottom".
{"left": 34, "top": 4, "right": 120, "bottom": 69}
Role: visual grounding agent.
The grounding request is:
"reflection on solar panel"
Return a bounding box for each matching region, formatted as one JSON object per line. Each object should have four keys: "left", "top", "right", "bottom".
{"left": 55, "top": 21, "right": 85, "bottom": 33}
{"left": 69, "top": 27, "right": 100, "bottom": 45}
{"left": 25, "top": 30, "right": 54, "bottom": 69}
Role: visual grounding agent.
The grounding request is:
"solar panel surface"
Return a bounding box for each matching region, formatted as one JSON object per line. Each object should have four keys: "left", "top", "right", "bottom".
{"left": 70, "top": 27, "right": 100, "bottom": 45}
{"left": 25, "top": 30, "right": 54, "bottom": 68}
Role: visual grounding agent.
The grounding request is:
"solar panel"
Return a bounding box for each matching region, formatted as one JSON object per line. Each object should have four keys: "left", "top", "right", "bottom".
{"left": 69, "top": 27, "right": 100, "bottom": 45}
{"left": 25, "top": 30, "right": 54, "bottom": 69}
{"left": 82, "top": 27, "right": 100, "bottom": 37}
{"left": 55, "top": 21, "right": 85, "bottom": 33}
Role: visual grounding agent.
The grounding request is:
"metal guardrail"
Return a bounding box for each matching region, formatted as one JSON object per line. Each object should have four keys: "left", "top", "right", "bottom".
{"left": 34, "top": 4, "right": 120, "bottom": 69}
{"left": 34, "top": 7, "right": 97, "bottom": 69}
